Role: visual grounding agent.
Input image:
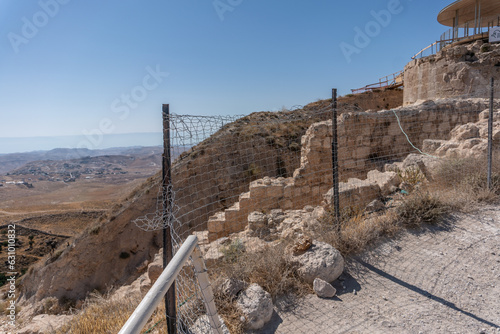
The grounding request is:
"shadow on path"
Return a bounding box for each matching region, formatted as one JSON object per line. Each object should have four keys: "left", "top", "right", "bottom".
{"left": 353, "top": 257, "right": 499, "bottom": 329}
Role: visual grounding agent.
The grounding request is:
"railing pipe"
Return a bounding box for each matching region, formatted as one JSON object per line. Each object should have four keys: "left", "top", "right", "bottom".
{"left": 119, "top": 235, "right": 199, "bottom": 334}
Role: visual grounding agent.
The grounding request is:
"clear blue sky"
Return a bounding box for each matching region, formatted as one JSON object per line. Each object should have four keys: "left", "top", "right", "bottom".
{"left": 0, "top": 0, "right": 451, "bottom": 148}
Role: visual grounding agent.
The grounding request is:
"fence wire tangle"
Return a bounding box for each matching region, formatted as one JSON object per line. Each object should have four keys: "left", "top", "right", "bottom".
{"left": 140, "top": 96, "right": 500, "bottom": 333}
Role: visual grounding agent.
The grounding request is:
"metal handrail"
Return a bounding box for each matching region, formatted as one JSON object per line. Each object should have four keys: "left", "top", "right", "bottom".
{"left": 351, "top": 70, "right": 404, "bottom": 94}
{"left": 411, "top": 16, "right": 500, "bottom": 60}
{"left": 119, "top": 235, "right": 224, "bottom": 334}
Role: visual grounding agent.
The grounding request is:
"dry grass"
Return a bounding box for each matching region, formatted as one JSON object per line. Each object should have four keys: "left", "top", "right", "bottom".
{"left": 318, "top": 207, "right": 400, "bottom": 257}
{"left": 395, "top": 192, "right": 450, "bottom": 228}
{"left": 53, "top": 291, "right": 170, "bottom": 334}
{"left": 55, "top": 293, "right": 137, "bottom": 333}
{"left": 210, "top": 240, "right": 311, "bottom": 333}
{"left": 430, "top": 156, "right": 500, "bottom": 208}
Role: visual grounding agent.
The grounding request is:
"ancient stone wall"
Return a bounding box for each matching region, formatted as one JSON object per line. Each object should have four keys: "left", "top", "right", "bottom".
{"left": 207, "top": 98, "right": 497, "bottom": 241}
{"left": 403, "top": 41, "right": 500, "bottom": 105}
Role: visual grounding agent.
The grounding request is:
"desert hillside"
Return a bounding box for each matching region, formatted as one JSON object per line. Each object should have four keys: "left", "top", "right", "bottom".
{"left": 16, "top": 90, "right": 403, "bottom": 305}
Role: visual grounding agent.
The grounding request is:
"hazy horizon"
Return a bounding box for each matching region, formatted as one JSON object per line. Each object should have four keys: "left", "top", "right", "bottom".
{"left": 0, "top": 132, "right": 163, "bottom": 154}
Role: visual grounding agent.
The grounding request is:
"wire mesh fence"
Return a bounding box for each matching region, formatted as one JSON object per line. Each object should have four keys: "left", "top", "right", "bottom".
{"left": 136, "top": 94, "right": 500, "bottom": 333}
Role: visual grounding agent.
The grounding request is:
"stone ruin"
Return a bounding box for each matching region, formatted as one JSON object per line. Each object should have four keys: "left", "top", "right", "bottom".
{"left": 404, "top": 41, "right": 500, "bottom": 105}
{"left": 206, "top": 98, "right": 499, "bottom": 242}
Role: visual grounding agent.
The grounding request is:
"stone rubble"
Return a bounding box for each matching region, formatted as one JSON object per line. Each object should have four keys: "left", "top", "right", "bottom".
{"left": 236, "top": 284, "right": 274, "bottom": 330}
{"left": 423, "top": 109, "right": 500, "bottom": 159}
{"left": 207, "top": 98, "right": 496, "bottom": 241}
{"left": 289, "top": 241, "right": 344, "bottom": 284}
{"left": 313, "top": 278, "right": 337, "bottom": 298}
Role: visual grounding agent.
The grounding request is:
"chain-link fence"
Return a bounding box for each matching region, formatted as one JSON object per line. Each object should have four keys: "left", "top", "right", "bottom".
{"left": 136, "top": 93, "right": 500, "bottom": 333}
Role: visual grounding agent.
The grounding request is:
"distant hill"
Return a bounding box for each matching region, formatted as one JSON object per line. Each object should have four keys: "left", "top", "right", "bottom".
{"left": 0, "top": 146, "right": 163, "bottom": 175}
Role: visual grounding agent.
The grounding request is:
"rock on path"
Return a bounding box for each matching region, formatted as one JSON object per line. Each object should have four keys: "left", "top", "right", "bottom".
{"left": 257, "top": 205, "right": 500, "bottom": 333}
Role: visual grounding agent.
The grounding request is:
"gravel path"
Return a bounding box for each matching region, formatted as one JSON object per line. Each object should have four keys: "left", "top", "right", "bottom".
{"left": 258, "top": 205, "right": 500, "bottom": 334}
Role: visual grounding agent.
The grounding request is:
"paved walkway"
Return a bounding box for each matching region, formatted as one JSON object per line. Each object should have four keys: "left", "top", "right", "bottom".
{"left": 258, "top": 206, "right": 500, "bottom": 333}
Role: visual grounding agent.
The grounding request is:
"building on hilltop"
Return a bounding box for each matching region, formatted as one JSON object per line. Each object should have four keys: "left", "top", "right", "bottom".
{"left": 353, "top": 0, "right": 500, "bottom": 105}
{"left": 403, "top": 0, "right": 500, "bottom": 105}
{"left": 438, "top": 0, "right": 500, "bottom": 39}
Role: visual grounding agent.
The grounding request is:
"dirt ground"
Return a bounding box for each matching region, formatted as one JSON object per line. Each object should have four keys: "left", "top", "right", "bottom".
{"left": 257, "top": 205, "right": 500, "bottom": 334}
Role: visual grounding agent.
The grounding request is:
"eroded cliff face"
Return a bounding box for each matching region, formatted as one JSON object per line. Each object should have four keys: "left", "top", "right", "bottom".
{"left": 20, "top": 175, "right": 162, "bottom": 304}
{"left": 404, "top": 40, "right": 500, "bottom": 105}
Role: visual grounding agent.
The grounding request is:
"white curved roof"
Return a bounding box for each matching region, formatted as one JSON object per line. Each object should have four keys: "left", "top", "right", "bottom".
{"left": 438, "top": 0, "right": 500, "bottom": 27}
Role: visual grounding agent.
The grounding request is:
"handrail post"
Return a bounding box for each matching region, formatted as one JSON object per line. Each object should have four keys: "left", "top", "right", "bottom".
{"left": 191, "top": 247, "right": 225, "bottom": 333}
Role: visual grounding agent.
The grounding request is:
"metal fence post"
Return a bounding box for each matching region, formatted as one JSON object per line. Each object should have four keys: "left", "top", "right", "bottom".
{"left": 487, "top": 78, "right": 494, "bottom": 190}
{"left": 331, "top": 89, "right": 340, "bottom": 226}
{"left": 162, "top": 104, "right": 176, "bottom": 334}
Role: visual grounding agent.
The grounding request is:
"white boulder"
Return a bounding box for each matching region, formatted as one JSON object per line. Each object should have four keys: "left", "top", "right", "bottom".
{"left": 236, "top": 284, "right": 274, "bottom": 330}
{"left": 290, "top": 241, "right": 344, "bottom": 284}
{"left": 313, "top": 278, "right": 337, "bottom": 298}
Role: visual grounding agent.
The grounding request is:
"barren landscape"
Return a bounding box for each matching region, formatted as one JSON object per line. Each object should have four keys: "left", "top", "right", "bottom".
{"left": 0, "top": 146, "right": 163, "bottom": 281}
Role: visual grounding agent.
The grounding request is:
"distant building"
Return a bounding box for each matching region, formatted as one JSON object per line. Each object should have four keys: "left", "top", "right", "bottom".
{"left": 404, "top": 0, "right": 500, "bottom": 104}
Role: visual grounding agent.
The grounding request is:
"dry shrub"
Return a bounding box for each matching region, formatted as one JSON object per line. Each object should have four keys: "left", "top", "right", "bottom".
{"left": 318, "top": 208, "right": 400, "bottom": 257}
{"left": 431, "top": 156, "right": 500, "bottom": 206}
{"left": 216, "top": 241, "right": 309, "bottom": 300}
{"left": 55, "top": 292, "right": 150, "bottom": 334}
{"left": 318, "top": 189, "right": 449, "bottom": 257}
{"left": 395, "top": 192, "right": 449, "bottom": 228}
{"left": 213, "top": 292, "right": 245, "bottom": 334}
{"left": 210, "top": 240, "right": 310, "bottom": 333}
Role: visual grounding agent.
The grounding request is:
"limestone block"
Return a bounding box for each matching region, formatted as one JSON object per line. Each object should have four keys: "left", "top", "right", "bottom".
{"left": 238, "top": 192, "right": 252, "bottom": 215}
{"left": 324, "top": 178, "right": 380, "bottom": 209}
{"left": 247, "top": 211, "right": 267, "bottom": 231}
{"left": 422, "top": 122, "right": 434, "bottom": 133}
{"left": 313, "top": 278, "right": 337, "bottom": 298}
{"left": 423, "top": 139, "right": 446, "bottom": 154}
{"left": 436, "top": 142, "right": 460, "bottom": 156}
{"left": 460, "top": 138, "right": 484, "bottom": 149}
{"left": 450, "top": 123, "right": 480, "bottom": 140}
{"left": 282, "top": 199, "right": 294, "bottom": 210}
{"left": 355, "top": 159, "right": 366, "bottom": 170}
{"left": 367, "top": 170, "right": 400, "bottom": 196}
{"left": 444, "top": 148, "right": 460, "bottom": 158}
{"left": 207, "top": 212, "right": 225, "bottom": 233}
{"left": 266, "top": 184, "right": 284, "bottom": 198}
{"left": 355, "top": 146, "right": 371, "bottom": 160}
{"left": 438, "top": 121, "right": 451, "bottom": 134}
{"left": 249, "top": 180, "right": 268, "bottom": 198}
